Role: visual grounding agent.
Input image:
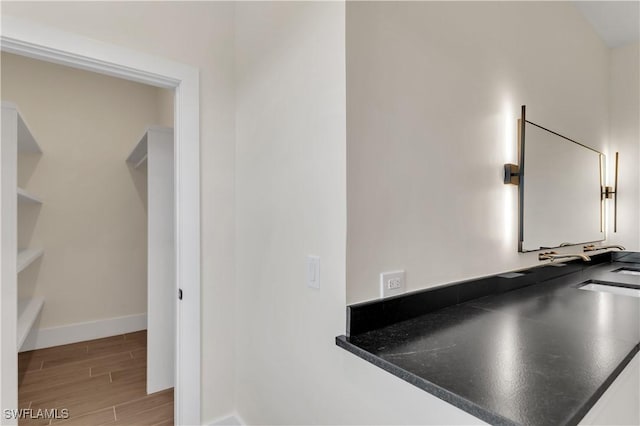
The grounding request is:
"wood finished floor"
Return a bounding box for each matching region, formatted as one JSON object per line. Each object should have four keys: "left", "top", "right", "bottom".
{"left": 18, "top": 331, "right": 174, "bottom": 426}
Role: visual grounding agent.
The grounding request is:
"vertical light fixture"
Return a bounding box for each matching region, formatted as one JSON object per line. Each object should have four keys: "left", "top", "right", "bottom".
{"left": 601, "top": 152, "right": 619, "bottom": 233}
{"left": 502, "top": 100, "right": 517, "bottom": 249}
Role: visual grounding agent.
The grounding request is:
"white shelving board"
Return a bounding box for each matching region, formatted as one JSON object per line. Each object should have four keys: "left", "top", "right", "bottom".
{"left": 17, "top": 187, "right": 43, "bottom": 204}
{"left": 126, "top": 126, "right": 173, "bottom": 169}
{"left": 17, "top": 248, "right": 44, "bottom": 273}
{"left": 17, "top": 297, "right": 44, "bottom": 351}
{"left": 2, "top": 100, "right": 45, "bottom": 410}
{"left": 128, "top": 126, "right": 176, "bottom": 393}
{"left": 1, "top": 102, "right": 42, "bottom": 154}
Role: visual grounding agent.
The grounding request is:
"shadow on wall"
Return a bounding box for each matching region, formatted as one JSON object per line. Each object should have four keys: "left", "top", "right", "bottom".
{"left": 127, "top": 160, "right": 148, "bottom": 214}
{"left": 18, "top": 154, "right": 42, "bottom": 187}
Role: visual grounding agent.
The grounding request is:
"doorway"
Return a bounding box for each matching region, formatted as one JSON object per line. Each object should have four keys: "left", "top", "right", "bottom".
{"left": 4, "top": 49, "right": 176, "bottom": 424}
{"left": 1, "top": 16, "right": 201, "bottom": 426}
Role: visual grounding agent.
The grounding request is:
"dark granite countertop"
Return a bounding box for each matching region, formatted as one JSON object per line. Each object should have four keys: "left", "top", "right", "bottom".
{"left": 337, "top": 253, "right": 640, "bottom": 426}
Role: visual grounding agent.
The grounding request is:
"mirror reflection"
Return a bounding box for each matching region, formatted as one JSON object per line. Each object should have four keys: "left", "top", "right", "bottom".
{"left": 520, "top": 119, "right": 604, "bottom": 252}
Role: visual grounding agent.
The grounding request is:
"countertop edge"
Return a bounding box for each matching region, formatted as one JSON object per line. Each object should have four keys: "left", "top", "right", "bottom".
{"left": 336, "top": 336, "right": 640, "bottom": 426}
{"left": 335, "top": 335, "right": 517, "bottom": 426}
{"left": 565, "top": 344, "right": 640, "bottom": 425}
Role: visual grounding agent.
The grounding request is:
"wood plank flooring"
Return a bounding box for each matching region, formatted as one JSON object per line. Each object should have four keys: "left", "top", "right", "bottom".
{"left": 18, "top": 331, "right": 173, "bottom": 426}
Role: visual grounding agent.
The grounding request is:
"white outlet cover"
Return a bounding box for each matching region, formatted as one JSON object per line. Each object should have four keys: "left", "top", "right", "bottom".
{"left": 380, "top": 270, "right": 405, "bottom": 298}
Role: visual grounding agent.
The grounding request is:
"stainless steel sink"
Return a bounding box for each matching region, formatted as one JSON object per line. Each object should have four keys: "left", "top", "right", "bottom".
{"left": 579, "top": 280, "right": 640, "bottom": 298}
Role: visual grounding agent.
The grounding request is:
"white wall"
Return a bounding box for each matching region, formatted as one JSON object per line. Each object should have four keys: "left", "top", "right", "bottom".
{"left": 234, "top": 2, "right": 483, "bottom": 425}
{"left": 346, "top": 1, "right": 611, "bottom": 303}
{"left": 2, "top": 52, "right": 160, "bottom": 328}
{"left": 608, "top": 42, "right": 640, "bottom": 250}
{"left": 1, "top": 2, "right": 237, "bottom": 421}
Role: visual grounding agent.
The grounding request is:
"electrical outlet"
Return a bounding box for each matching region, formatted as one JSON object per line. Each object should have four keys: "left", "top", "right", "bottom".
{"left": 388, "top": 277, "right": 402, "bottom": 289}
{"left": 380, "top": 270, "right": 405, "bottom": 298}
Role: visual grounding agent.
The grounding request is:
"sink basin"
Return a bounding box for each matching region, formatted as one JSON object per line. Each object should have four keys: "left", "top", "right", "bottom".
{"left": 613, "top": 267, "right": 640, "bottom": 276}
{"left": 579, "top": 280, "right": 640, "bottom": 298}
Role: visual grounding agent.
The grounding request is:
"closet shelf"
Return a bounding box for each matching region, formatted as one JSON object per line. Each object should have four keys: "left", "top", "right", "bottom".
{"left": 17, "top": 187, "right": 43, "bottom": 204}
{"left": 1, "top": 102, "right": 42, "bottom": 154}
{"left": 126, "top": 126, "right": 173, "bottom": 169}
{"left": 17, "top": 297, "right": 44, "bottom": 351}
{"left": 18, "top": 248, "right": 44, "bottom": 273}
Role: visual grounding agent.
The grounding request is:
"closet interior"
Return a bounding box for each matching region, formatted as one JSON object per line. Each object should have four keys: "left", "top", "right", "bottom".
{"left": 1, "top": 97, "right": 175, "bottom": 422}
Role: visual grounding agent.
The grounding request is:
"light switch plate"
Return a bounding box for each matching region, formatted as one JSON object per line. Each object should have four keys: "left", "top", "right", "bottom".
{"left": 307, "top": 255, "right": 320, "bottom": 289}
{"left": 380, "top": 270, "right": 405, "bottom": 298}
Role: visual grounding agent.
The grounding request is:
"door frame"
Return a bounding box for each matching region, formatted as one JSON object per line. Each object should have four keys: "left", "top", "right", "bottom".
{"left": 0, "top": 16, "right": 201, "bottom": 426}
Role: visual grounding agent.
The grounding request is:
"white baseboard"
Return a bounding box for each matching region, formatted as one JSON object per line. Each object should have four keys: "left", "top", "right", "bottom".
{"left": 20, "top": 313, "right": 147, "bottom": 352}
{"left": 208, "top": 413, "right": 244, "bottom": 426}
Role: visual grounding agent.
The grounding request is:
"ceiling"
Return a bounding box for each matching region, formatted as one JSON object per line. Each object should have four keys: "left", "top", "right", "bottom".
{"left": 573, "top": 1, "right": 640, "bottom": 48}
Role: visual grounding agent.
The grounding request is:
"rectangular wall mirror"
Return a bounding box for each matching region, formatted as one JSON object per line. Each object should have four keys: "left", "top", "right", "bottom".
{"left": 515, "top": 106, "right": 605, "bottom": 252}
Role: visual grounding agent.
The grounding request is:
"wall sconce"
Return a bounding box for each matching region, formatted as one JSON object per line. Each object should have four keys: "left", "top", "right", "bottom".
{"left": 601, "top": 152, "right": 619, "bottom": 233}
{"left": 503, "top": 163, "right": 520, "bottom": 185}
{"left": 504, "top": 105, "right": 525, "bottom": 186}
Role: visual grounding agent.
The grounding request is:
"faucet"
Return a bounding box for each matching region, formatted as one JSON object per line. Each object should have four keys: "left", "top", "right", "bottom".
{"left": 538, "top": 251, "right": 591, "bottom": 262}
{"left": 583, "top": 244, "right": 626, "bottom": 252}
